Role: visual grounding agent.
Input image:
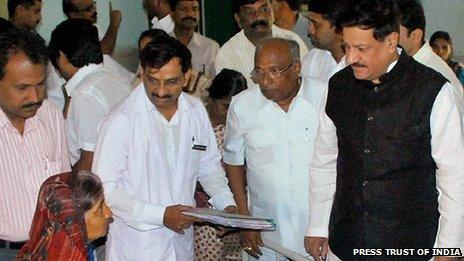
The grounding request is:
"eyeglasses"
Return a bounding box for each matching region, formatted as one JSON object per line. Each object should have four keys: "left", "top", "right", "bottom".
{"left": 76, "top": 1, "right": 96, "bottom": 13}
{"left": 250, "top": 63, "right": 294, "bottom": 83}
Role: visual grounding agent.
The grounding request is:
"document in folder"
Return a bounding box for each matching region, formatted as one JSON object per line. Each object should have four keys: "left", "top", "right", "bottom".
{"left": 183, "top": 208, "right": 276, "bottom": 230}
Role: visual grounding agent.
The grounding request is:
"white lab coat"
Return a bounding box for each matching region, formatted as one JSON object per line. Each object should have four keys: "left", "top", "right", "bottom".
{"left": 92, "top": 84, "right": 235, "bottom": 260}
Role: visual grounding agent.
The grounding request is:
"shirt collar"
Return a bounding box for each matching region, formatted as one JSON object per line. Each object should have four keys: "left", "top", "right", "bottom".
{"left": 413, "top": 41, "right": 432, "bottom": 62}
{"left": 64, "top": 63, "right": 103, "bottom": 97}
{"left": 170, "top": 31, "right": 201, "bottom": 48}
{"left": 151, "top": 14, "right": 174, "bottom": 33}
{"left": 241, "top": 25, "right": 279, "bottom": 47}
{"left": 0, "top": 102, "right": 43, "bottom": 131}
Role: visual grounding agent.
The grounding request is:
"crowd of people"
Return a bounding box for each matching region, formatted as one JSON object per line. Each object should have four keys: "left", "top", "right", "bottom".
{"left": 0, "top": 0, "right": 463, "bottom": 260}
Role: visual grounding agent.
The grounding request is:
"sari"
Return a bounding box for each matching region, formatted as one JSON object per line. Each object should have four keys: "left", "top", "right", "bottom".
{"left": 18, "top": 172, "right": 88, "bottom": 260}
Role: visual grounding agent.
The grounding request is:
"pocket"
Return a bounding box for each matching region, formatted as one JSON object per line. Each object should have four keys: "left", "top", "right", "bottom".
{"left": 46, "top": 160, "right": 63, "bottom": 175}
{"left": 247, "top": 145, "right": 275, "bottom": 168}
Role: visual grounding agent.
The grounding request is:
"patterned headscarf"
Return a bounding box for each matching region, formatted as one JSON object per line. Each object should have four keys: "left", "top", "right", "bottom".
{"left": 18, "top": 172, "right": 88, "bottom": 260}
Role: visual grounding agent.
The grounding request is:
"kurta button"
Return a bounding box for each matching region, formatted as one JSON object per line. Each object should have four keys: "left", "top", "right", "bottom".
{"left": 374, "top": 86, "right": 379, "bottom": 92}
{"left": 367, "top": 116, "right": 374, "bottom": 121}
{"left": 364, "top": 149, "right": 371, "bottom": 154}
{"left": 364, "top": 211, "right": 368, "bottom": 217}
{"left": 363, "top": 180, "right": 368, "bottom": 186}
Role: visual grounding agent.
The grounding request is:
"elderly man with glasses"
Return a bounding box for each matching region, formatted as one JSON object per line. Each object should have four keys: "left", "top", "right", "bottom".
{"left": 223, "top": 37, "right": 326, "bottom": 260}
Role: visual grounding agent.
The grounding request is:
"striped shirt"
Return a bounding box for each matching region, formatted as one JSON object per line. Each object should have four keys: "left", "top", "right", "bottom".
{"left": 0, "top": 99, "right": 71, "bottom": 242}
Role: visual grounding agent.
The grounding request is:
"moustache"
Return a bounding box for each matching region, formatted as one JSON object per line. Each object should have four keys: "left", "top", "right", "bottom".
{"left": 182, "top": 17, "right": 197, "bottom": 23}
{"left": 22, "top": 102, "right": 42, "bottom": 109}
{"left": 351, "top": 63, "right": 366, "bottom": 68}
{"left": 153, "top": 93, "right": 172, "bottom": 99}
{"left": 251, "top": 20, "right": 268, "bottom": 29}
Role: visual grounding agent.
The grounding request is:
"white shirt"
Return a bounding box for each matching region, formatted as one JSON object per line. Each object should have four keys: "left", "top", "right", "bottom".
{"left": 66, "top": 64, "right": 131, "bottom": 164}
{"left": 46, "top": 55, "right": 134, "bottom": 111}
{"left": 92, "top": 85, "right": 235, "bottom": 261}
{"left": 215, "top": 25, "right": 309, "bottom": 89}
{"left": 307, "top": 61, "right": 464, "bottom": 253}
{"left": 223, "top": 77, "right": 327, "bottom": 256}
{"left": 301, "top": 48, "right": 347, "bottom": 82}
{"left": 292, "top": 13, "right": 312, "bottom": 51}
{"left": 170, "top": 31, "right": 219, "bottom": 76}
{"left": 413, "top": 42, "right": 464, "bottom": 98}
{"left": 151, "top": 14, "right": 175, "bottom": 33}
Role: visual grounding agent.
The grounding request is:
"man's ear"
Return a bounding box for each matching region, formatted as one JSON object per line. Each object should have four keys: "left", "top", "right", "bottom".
{"left": 183, "top": 69, "right": 192, "bottom": 87}
{"left": 58, "top": 51, "right": 69, "bottom": 66}
{"left": 386, "top": 31, "right": 400, "bottom": 53}
{"left": 234, "top": 13, "right": 242, "bottom": 29}
{"left": 410, "top": 28, "right": 424, "bottom": 44}
{"left": 293, "top": 61, "right": 302, "bottom": 75}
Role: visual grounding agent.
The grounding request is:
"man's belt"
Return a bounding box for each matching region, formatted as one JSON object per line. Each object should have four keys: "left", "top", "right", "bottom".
{"left": 0, "top": 239, "right": 26, "bottom": 250}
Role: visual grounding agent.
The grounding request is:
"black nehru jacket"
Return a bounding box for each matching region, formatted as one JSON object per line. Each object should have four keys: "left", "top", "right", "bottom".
{"left": 326, "top": 51, "right": 448, "bottom": 260}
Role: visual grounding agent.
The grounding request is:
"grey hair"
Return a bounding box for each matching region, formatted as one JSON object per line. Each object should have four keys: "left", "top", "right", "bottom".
{"left": 73, "top": 170, "right": 104, "bottom": 212}
{"left": 255, "top": 37, "right": 300, "bottom": 63}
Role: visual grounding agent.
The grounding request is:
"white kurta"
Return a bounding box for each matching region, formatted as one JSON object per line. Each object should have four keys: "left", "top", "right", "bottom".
{"left": 92, "top": 85, "right": 235, "bottom": 260}
{"left": 301, "top": 47, "right": 347, "bottom": 82}
{"left": 223, "top": 77, "right": 327, "bottom": 259}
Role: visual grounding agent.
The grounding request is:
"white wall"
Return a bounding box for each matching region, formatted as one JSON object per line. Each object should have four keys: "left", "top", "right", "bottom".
{"left": 36, "top": 0, "right": 147, "bottom": 71}
{"left": 422, "top": 0, "right": 464, "bottom": 62}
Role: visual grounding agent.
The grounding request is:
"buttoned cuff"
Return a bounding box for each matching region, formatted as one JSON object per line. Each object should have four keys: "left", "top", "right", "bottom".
{"left": 223, "top": 153, "right": 245, "bottom": 166}
{"left": 82, "top": 142, "right": 95, "bottom": 152}
{"left": 209, "top": 192, "right": 236, "bottom": 211}
{"left": 306, "top": 227, "right": 329, "bottom": 238}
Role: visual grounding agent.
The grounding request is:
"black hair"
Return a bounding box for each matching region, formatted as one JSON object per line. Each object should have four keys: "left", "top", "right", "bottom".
{"left": 208, "top": 69, "right": 247, "bottom": 99}
{"left": 168, "top": 0, "right": 199, "bottom": 11}
{"left": 232, "top": 0, "right": 261, "bottom": 14}
{"left": 140, "top": 35, "right": 192, "bottom": 73}
{"left": 7, "top": 0, "right": 41, "bottom": 18}
{"left": 48, "top": 19, "right": 103, "bottom": 70}
{"left": 396, "top": 0, "right": 425, "bottom": 38}
{"left": 430, "top": 31, "right": 451, "bottom": 45}
{"left": 0, "top": 28, "right": 47, "bottom": 80}
{"left": 337, "top": 0, "right": 400, "bottom": 41}
{"left": 62, "top": 0, "right": 78, "bottom": 17}
{"left": 278, "top": 0, "right": 301, "bottom": 11}
{"left": 138, "top": 28, "right": 171, "bottom": 48}
{"left": 307, "top": 0, "right": 347, "bottom": 28}
{"left": 73, "top": 171, "right": 104, "bottom": 212}
{"left": 0, "top": 18, "right": 14, "bottom": 35}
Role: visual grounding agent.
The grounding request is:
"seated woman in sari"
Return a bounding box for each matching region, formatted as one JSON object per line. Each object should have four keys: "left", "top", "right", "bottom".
{"left": 18, "top": 171, "right": 113, "bottom": 260}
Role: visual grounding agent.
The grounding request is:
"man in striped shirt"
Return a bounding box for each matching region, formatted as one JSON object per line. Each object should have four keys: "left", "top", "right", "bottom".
{"left": 0, "top": 29, "right": 70, "bottom": 260}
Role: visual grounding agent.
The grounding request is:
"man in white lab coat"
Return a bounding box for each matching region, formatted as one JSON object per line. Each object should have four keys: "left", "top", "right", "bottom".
{"left": 92, "top": 35, "right": 236, "bottom": 260}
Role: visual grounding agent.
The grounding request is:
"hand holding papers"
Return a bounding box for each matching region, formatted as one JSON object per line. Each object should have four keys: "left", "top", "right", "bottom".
{"left": 183, "top": 208, "right": 276, "bottom": 230}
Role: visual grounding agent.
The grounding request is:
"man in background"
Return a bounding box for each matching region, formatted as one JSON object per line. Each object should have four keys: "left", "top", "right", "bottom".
{"left": 48, "top": 19, "right": 131, "bottom": 171}
{"left": 142, "top": 0, "right": 175, "bottom": 32}
{"left": 270, "top": 0, "right": 311, "bottom": 49}
{"left": 62, "top": 0, "right": 122, "bottom": 54}
{"left": 302, "top": 0, "right": 346, "bottom": 82}
{"left": 169, "top": 0, "right": 219, "bottom": 77}
{"left": 215, "top": 0, "right": 308, "bottom": 89}
{"left": 7, "top": 0, "right": 42, "bottom": 31}
{"left": 396, "top": 0, "right": 463, "bottom": 97}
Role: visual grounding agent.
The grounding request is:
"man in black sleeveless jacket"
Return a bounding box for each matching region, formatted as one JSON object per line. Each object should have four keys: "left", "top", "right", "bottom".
{"left": 304, "top": 0, "right": 464, "bottom": 260}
